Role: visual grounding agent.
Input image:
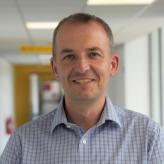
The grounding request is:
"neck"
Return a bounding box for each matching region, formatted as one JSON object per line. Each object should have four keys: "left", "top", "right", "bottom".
{"left": 64, "top": 96, "right": 106, "bottom": 131}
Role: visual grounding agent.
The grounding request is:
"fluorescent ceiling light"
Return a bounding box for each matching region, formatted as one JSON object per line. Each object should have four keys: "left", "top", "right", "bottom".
{"left": 26, "top": 22, "right": 58, "bottom": 29}
{"left": 87, "top": 0, "right": 155, "bottom": 5}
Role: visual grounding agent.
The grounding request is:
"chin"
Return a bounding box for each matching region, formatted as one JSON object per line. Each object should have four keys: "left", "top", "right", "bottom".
{"left": 73, "top": 92, "right": 99, "bottom": 101}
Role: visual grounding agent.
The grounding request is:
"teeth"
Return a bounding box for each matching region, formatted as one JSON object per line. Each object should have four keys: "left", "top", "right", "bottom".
{"left": 73, "top": 79, "right": 92, "bottom": 83}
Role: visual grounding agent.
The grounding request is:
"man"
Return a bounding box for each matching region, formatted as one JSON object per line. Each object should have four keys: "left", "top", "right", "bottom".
{"left": 0, "top": 13, "right": 164, "bottom": 164}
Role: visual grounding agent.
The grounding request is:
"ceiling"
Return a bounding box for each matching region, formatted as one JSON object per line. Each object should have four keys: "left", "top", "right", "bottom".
{"left": 0, "top": 0, "right": 164, "bottom": 64}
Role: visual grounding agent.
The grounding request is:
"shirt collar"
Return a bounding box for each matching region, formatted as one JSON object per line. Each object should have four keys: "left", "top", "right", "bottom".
{"left": 50, "top": 97, "right": 68, "bottom": 133}
{"left": 51, "top": 96, "right": 122, "bottom": 133}
{"left": 96, "top": 96, "right": 122, "bottom": 128}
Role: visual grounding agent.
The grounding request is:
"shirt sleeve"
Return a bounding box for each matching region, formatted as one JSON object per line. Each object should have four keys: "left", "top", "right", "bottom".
{"left": 148, "top": 124, "right": 164, "bottom": 164}
{"left": 0, "top": 130, "right": 22, "bottom": 164}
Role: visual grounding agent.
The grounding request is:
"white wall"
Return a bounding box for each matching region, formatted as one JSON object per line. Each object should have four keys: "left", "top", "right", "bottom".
{"left": 109, "top": 44, "right": 125, "bottom": 107}
{"left": 124, "top": 36, "right": 150, "bottom": 116}
{"left": 149, "top": 29, "right": 161, "bottom": 124}
{"left": 0, "top": 58, "right": 14, "bottom": 155}
{"left": 162, "top": 26, "right": 164, "bottom": 127}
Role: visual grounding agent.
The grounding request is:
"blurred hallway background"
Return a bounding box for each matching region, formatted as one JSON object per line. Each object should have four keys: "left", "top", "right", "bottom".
{"left": 0, "top": 0, "right": 164, "bottom": 154}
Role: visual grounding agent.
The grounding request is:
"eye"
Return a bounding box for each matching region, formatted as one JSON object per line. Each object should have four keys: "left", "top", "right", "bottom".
{"left": 63, "top": 54, "right": 75, "bottom": 61}
{"left": 89, "top": 52, "right": 101, "bottom": 59}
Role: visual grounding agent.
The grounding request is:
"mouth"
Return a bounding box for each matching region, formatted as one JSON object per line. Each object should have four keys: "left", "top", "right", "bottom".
{"left": 72, "top": 79, "right": 95, "bottom": 84}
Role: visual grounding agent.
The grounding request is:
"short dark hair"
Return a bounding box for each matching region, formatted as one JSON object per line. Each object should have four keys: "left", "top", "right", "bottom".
{"left": 52, "top": 13, "right": 114, "bottom": 56}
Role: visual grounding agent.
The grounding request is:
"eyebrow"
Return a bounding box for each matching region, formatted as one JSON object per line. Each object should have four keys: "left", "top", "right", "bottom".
{"left": 86, "top": 47, "right": 103, "bottom": 53}
{"left": 60, "top": 48, "right": 74, "bottom": 54}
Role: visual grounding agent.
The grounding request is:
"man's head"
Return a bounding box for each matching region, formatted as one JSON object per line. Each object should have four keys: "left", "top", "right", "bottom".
{"left": 51, "top": 13, "right": 119, "bottom": 102}
{"left": 52, "top": 13, "right": 114, "bottom": 56}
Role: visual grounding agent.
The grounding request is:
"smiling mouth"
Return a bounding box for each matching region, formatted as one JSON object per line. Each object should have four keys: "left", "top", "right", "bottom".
{"left": 72, "top": 79, "right": 95, "bottom": 84}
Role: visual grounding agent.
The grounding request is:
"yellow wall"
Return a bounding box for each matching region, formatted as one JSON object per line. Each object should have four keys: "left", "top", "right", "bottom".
{"left": 14, "top": 64, "right": 55, "bottom": 127}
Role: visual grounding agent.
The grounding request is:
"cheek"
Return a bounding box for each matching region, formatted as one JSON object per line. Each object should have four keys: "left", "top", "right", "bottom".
{"left": 98, "top": 63, "right": 111, "bottom": 76}
{"left": 57, "top": 66, "right": 70, "bottom": 81}
{"left": 93, "top": 63, "right": 110, "bottom": 84}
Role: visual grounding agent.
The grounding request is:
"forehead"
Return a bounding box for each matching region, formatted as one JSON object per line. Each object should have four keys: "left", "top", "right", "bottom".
{"left": 55, "top": 21, "right": 110, "bottom": 46}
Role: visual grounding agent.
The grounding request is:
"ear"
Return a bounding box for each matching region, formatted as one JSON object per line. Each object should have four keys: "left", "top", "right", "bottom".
{"left": 110, "top": 53, "right": 119, "bottom": 76}
{"left": 50, "top": 57, "right": 60, "bottom": 80}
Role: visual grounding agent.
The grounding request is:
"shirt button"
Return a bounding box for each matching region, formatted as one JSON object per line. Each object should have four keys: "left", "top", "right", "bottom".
{"left": 67, "top": 125, "right": 71, "bottom": 128}
{"left": 82, "top": 139, "right": 87, "bottom": 144}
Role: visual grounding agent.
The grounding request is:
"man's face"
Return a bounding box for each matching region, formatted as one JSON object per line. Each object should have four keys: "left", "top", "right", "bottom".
{"left": 51, "top": 21, "right": 119, "bottom": 102}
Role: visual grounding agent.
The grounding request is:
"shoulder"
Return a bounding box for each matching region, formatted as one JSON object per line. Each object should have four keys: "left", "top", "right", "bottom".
{"left": 115, "top": 106, "right": 164, "bottom": 148}
{"left": 114, "top": 105, "right": 164, "bottom": 144}
{"left": 114, "top": 108, "right": 164, "bottom": 161}
{"left": 113, "top": 105, "right": 164, "bottom": 162}
{"left": 114, "top": 105, "right": 160, "bottom": 131}
{"left": 15, "top": 109, "right": 58, "bottom": 137}
{"left": 0, "top": 110, "right": 58, "bottom": 163}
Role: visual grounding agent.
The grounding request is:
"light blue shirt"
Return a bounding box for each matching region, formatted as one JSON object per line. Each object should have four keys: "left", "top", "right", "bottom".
{"left": 1, "top": 96, "right": 164, "bottom": 164}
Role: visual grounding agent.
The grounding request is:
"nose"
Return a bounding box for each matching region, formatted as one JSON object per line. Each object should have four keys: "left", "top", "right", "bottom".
{"left": 74, "top": 57, "right": 90, "bottom": 73}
